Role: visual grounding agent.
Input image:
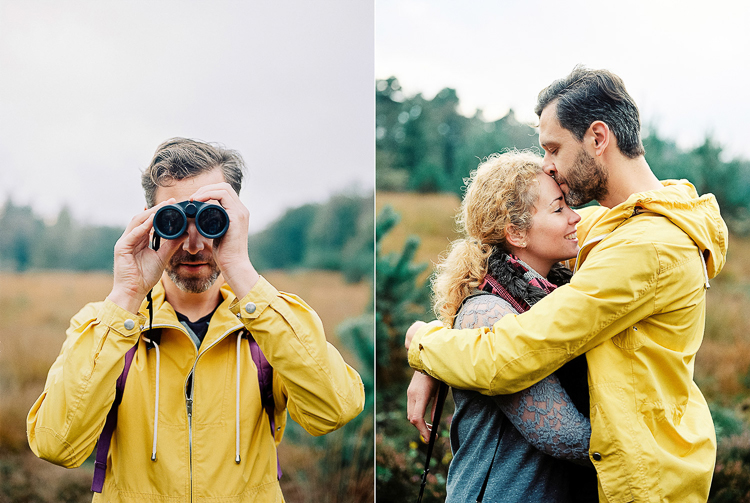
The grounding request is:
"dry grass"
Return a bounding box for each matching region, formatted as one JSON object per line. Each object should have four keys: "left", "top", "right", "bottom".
{"left": 278, "top": 419, "right": 375, "bottom": 503}
{"left": 376, "top": 191, "right": 462, "bottom": 282}
{"left": 695, "top": 237, "right": 750, "bottom": 405}
{"left": 0, "top": 272, "right": 114, "bottom": 452}
{"left": 0, "top": 270, "right": 371, "bottom": 501}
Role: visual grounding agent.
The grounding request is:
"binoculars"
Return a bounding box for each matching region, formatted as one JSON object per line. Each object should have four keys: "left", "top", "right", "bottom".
{"left": 153, "top": 201, "right": 229, "bottom": 240}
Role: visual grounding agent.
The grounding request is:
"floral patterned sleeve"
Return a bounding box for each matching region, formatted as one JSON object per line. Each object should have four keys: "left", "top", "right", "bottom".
{"left": 455, "top": 295, "right": 592, "bottom": 463}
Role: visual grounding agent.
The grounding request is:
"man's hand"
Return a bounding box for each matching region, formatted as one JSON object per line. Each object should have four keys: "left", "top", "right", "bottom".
{"left": 107, "top": 199, "right": 186, "bottom": 313}
{"left": 405, "top": 319, "right": 444, "bottom": 351}
{"left": 407, "top": 371, "right": 441, "bottom": 441}
{"left": 190, "top": 182, "right": 259, "bottom": 298}
{"left": 405, "top": 321, "right": 426, "bottom": 351}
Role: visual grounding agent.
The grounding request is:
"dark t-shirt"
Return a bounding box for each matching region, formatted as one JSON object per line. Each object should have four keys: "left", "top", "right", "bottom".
{"left": 175, "top": 306, "right": 219, "bottom": 348}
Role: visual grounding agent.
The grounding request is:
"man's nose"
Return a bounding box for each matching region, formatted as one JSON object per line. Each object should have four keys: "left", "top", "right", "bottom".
{"left": 182, "top": 221, "right": 205, "bottom": 254}
{"left": 542, "top": 154, "right": 556, "bottom": 177}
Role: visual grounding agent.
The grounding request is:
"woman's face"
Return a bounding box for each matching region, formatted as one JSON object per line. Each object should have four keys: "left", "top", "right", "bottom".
{"left": 522, "top": 173, "right": 581, "bottom": 268}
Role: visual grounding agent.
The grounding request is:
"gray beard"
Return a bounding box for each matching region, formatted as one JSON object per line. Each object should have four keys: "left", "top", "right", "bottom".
{"left": 166, "top": 267, "right": 221, "bottom": 294}
{"left": 165, "top": 250, "right": 222, "bottom": 294}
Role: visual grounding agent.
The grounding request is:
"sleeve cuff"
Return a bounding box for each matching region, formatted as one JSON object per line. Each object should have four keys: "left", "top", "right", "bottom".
{"left": 229, "top": 275, "right": 278, "bottom": 321}
{"left": 407, "top": 324, "right": 431, "bottom": 372}
{"left": 98, "top": 299, "right": 146, "bottom": 338}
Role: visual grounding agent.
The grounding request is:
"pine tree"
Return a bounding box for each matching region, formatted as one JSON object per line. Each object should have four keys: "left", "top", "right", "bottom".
{"left": 375, "top": 205, "right": 451, "bottom": 503}
{"left": 375, "top": 205, "right": 431, "bottom": 410}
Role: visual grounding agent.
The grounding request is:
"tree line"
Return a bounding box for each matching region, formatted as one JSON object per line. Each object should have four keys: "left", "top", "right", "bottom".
{"left": 377, "top": 76, "right": 750, "bottom": 233}
{"left": 0, "top": 193, "right": 373, "bottom": 283}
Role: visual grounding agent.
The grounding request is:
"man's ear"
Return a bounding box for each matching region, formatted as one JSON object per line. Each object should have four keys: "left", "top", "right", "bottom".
{"left": 588, "top": 121, "right": 611, "bottom": 157}
{"left": 504, "top": 225, "right": 527, "bottom": 249}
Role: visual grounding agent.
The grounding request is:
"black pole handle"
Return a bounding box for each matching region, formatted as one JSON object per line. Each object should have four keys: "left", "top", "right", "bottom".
{"left": 416, "top": 381, "right": 449, "bottom": 503}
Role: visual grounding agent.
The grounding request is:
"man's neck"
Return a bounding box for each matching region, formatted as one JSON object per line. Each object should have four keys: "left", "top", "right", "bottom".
{"left": 162, "top": 274, "right": 225, "bottom": 322}
{"left": 598, "top": 155, "right": 663, "bottom": 208}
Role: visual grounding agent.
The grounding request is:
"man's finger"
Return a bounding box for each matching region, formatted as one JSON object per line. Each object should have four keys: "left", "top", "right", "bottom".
{"left": 405, "top": 320, "right": 426, "bottom": 350}
{"left": 118, "top": 213, "right": 156, "bottom": 250}
{"left": 191, "top": 182, "right": 238, "bottom": 203}
{"left": 122, "top": 199, "right": 176, "bottom": 235}
{"left": 408, "top": 411, "right": 432, "bottom": 442}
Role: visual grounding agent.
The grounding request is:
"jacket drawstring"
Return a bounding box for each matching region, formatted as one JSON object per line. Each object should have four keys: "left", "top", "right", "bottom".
{"left": 236, "top": 332, "right": 242, "bottom": 464}
{"left": 142, "top": 334, "right": 160, "bottom": 462}
{"left": 144, "top": 332, "right": 241, "bottom": 465}
{"left": 699, "top": 249, "right": 710, "bottom": 289}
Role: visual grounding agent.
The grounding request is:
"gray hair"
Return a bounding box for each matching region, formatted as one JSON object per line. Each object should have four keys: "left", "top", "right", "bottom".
{"left": 141, "top": 137, "right": 246, "bottom": 207}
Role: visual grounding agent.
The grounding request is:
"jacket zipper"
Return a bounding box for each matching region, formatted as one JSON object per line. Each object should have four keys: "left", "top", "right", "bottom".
{"left": 145, "top": 323, "right": 197, "bottom": 502}
{"left": 187, "top": 389, "right": 193, "bottom": 502}
{"left": 184, "top": 324, "right": 243, "bottom": 503}
{"left": 573, "top": 234, "right": 610, "bottom": 273}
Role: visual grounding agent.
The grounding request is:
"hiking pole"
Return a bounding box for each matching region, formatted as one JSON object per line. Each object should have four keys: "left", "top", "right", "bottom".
{"left": 416, "top": 381, "right": 449, "bottom": 503}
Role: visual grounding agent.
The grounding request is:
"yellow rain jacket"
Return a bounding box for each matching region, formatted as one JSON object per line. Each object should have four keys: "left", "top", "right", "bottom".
{"left": 28, "top": 277, "right": 365, "bottom": 502}
{"left": 409, "top": 180, "right": 727, "bottom": 502}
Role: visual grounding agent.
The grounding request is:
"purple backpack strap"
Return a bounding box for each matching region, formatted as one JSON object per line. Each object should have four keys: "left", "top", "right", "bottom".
{"left": 91, "top": 343, "right": 138, "bottom": 493}
{"left": 247, "top": 333, "right": 281, "bottom": 479}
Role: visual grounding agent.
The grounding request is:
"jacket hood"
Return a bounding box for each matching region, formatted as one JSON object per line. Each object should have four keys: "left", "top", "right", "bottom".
{"left": 575, "top": 180, "right": 728, "bottom": 279}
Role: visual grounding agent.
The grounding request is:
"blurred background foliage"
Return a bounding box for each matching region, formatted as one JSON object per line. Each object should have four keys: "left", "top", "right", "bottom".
{"left": 376, "top": 76, "right": 750, "bottom": 502}
{"left": 0, "top": 193, "right": 374, "bottom": 283}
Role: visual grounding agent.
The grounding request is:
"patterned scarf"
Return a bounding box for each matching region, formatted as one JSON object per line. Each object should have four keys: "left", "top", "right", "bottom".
{"left": 478, "top": 251, "right": 572, "bottom": 314}
{"left": 477, "top": 249, "right": 588, "bottom": 417}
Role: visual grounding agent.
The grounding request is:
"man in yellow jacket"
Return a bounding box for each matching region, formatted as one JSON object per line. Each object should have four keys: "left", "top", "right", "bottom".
{"left": 28, "top": 138, "right": 365, "bottom": 502}
{"left": 406, "top": 67, "right": 727, "bottom": 502}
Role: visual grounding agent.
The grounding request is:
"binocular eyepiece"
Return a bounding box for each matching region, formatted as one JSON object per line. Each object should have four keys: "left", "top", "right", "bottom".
{"left": 154, "top": 201, "right": 229, "bottom": 240}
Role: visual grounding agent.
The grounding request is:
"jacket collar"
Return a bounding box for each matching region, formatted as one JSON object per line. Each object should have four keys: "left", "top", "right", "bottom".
{"left": 138, "top": 281, "right": 244, "bottom": 347}
{"left": 574, "top": 179, "right": 727, "bottom": 279}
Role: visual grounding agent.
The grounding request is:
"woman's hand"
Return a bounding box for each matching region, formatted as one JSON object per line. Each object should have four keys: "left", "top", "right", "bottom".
{"left": 407, "top": 371, "right": 441, "bottom": 442}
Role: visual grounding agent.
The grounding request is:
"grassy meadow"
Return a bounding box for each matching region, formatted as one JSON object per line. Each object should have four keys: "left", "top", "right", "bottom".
{"left": 0, "top": 270, "right": 371, "bottom": 503}
{"left": 377, "top": 192, "right": 462, "bottom": 284}
{"left": 377, "top": 191, "right": 750, "bottom": 498}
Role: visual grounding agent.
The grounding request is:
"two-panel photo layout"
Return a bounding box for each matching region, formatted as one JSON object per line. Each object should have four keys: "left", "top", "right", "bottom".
{"left": 1, "top": 1, "right": 748, "bottom": 502}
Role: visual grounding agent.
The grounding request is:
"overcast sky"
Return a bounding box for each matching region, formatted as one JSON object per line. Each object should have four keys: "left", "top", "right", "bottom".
{"left": 376, "top": 0, "right": 750, "bottom": 162}
{"left": 3, "top": 1, "right": 747, "bottom": 232}
{"left": 0, "top": 0, "right": 373, "bottom": 232}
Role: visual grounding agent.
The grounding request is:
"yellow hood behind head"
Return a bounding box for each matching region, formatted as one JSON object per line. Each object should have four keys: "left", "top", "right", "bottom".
{"left": 575, "top": 180, "right": 728, "bottom": 279}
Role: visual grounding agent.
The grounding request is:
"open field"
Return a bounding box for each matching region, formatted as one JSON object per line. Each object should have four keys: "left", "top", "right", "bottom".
{"left": 0, "top": 270, "right": 371, "bottom": 502}
{"left": 377, "top": 191, "right": 462, "bottom": 284}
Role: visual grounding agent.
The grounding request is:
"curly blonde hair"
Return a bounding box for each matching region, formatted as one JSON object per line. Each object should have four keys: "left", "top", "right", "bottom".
{"left": 432, "top": 150, "right": 544, "bottom": 325}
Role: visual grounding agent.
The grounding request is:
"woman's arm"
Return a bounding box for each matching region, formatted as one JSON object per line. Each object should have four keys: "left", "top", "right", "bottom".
{"left": 492, "top": 374, "right": 591, "bottom": 463}
{"left": 456, "top": 295, "right": 591, "bottom": 463}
